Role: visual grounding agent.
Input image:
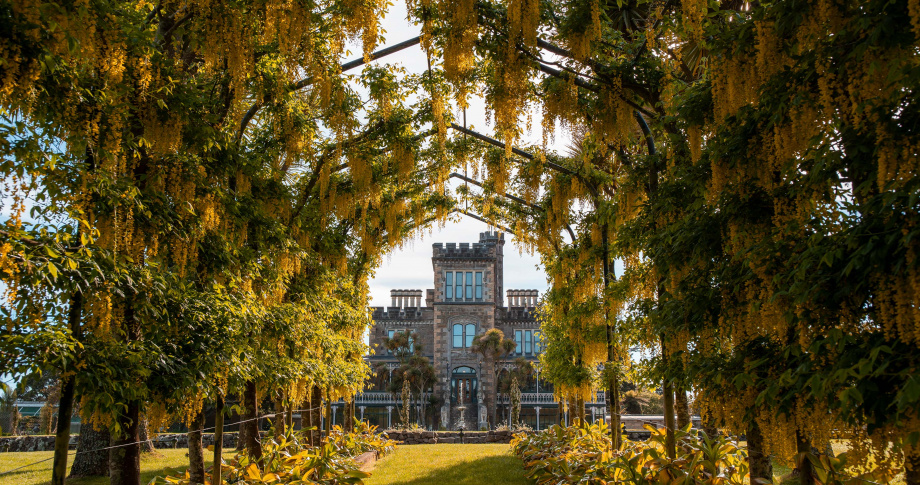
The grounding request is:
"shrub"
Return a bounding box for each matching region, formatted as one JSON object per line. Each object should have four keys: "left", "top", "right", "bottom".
{"left": 153, "top": 421, "right": 396, "bottom": 484}
{"left": 512, "top": 421, "right": 749, "bottom": 484}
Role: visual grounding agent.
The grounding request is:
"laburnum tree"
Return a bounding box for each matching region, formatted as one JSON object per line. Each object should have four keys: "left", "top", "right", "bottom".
{"left": 415, "top": 0, "right": 920, "bottom": 484}
{"left": 1, "top": 2, "right": 453, "bottom": 485}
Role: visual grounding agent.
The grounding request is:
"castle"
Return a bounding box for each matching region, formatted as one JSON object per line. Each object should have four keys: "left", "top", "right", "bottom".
{"left": 350, "top": 231, "right": 607, "bottom": 430}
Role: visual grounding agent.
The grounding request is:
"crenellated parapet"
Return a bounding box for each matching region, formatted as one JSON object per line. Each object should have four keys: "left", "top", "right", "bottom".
{"left": 432, "top": 231, "right": 504, "bottom": 260}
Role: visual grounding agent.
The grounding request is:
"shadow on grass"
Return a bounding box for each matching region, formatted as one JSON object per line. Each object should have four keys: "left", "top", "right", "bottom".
{"left": 375, "top": 454, "right": 531, "bottom": 485}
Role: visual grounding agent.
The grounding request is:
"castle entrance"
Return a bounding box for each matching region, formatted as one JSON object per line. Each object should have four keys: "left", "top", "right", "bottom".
{"left": 450, "top": 366, "right": 478, "bottom": 429}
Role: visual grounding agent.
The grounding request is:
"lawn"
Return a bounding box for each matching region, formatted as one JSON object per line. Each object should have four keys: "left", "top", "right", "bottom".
{"left": 0, "top": 448, "right": 235, "bottom": 485}
{"left": 365, "top": 443, "right": 530, "bottom": 485}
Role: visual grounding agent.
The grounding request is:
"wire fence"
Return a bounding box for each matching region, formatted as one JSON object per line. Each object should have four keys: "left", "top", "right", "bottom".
{"left": 0, "top": 405, "right": 325, "bottom": 477}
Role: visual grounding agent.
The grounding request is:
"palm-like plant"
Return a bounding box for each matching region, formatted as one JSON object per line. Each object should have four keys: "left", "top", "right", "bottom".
{"left": 0, "top": 382, "right": 20, "bottom": 436}
{"left": 471, "top": 329, "right": 516, "bottom": 427}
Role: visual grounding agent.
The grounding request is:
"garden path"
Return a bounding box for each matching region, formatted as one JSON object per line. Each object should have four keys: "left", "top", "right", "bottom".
{"left": 364, "top": 443, "right": 530, "bottom": 485}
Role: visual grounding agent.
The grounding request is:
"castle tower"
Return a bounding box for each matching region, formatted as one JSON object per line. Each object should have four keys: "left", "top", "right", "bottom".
{"left": 431, "top": 231, "right": 504, "bottom": 429}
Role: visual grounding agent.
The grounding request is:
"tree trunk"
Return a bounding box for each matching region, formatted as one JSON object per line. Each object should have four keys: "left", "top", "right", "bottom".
{"left": 675, "top": 386, "right": 691, "bottom": 430}
{"left": 242, "top": 380, "right": 261, "bottom": 461}
{"left": 905, "top": 445, "right": 920, "bottom": 485}
{"left": 660, "top": 335, "right": 677, "bottom": 460}
{"left": 70, "top": 422, "right": 110, "bottom": 477}
{"left": 611, "top": 378, "right": 621, "bottom": 448}
{"left": 110, "top": 283, "right": 142, "bottom": 485}
{"left": 188, "top": 409, "right": 205, "bottom": 485}
{"left": 747, "top": 416, "right": 772, "bottom": 483}
{"left": 137, "top": 413, "right": 154, "bottom": 453}
{"left": 324, "top": 400, "right": 333, "bottom": 437}
{"left": 52, "top": 290, "right": 82, "bottom": 485}
{"left": 51, "top": 373, "right": 75, "bottom": 485}
{"left": 702, "top": 415, "right": 718, "bottom": 438}
{"left": 212, "top": 394, "right": 224, "bottom": 485}
{"left": 274, "top": 395, "right": 285, "bottom": 437}
{"left": 236, "top": 390, "right": 247, "bottom": 452}
{"left": 795, "top": 430, "right": 816, "bottom": 485}
{"left": 308, "top": 386, "right": 322, "bottom": 446}
{"left": 286, "top": 403, "right": 293, "bottom": 432}
{"left": 109, "top": 400, "right": 141, "bottom": 485}
{"left": 344, "top": 401, "right": 354, "bottom": 433}
{"left": 574, "top": 396, "right": 585, "bottom": 427}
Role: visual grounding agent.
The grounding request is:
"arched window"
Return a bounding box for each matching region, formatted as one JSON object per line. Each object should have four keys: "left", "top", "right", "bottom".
{"left": 452, "top": 323, "right": 477, "bottom": 348}
{"left": 452, "top": 324, "right": 463, "bottom": 348}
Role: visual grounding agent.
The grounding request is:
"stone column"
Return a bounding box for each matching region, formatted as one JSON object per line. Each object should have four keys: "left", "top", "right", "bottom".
{"left": 535, "top": 407, "right": 541, "bottom": 431}
{"left": 386, "top": 406, "right": 392, "bottom": 428}
{"left": 359, "top": 406, "right": 365, "bottom": 421}
{"left": 331, "top": 406, "right": 338, "bottom": 426}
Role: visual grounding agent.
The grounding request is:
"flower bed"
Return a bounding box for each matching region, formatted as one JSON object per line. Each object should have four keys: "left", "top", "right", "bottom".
{"left": 512, "top": 422, "right": 749, "bottom": 484}
{"left": 153, "top": 422, "right": 396, "bottom": 484}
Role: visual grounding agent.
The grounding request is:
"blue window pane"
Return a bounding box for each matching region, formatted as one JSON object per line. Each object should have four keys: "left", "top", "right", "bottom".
{"left": 465, "top": 272, "right": 473, "bottom": 299}
{"left": 465, "top": 324, "right": 475, "bottom": 348}
{"left": 515, "top": 330, "right": 522, "bottom": 355}
{"left": 534, "top": 331, "right": 542, "bottom": 354}
{"left": 475, "top": 272, "right": 483, "bottom": 299}
{"left": 453, "top": 324, "right": 463, "bottom": 348}
{"left": 445, "top": 272, "right": 453, "bottom": 300}
{"left": 525, "top": 330, "right": 533, "bottom": 354}
{"left": 455, "top": 272, "right": 464, "bottom": 300}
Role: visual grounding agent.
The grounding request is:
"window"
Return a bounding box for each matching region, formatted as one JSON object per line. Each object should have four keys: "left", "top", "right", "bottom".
{"left": 455, "top": 272, "right": 463, "bottom": 300}
{"left": 465, "top": 272, "right": 473, "bottom": 300}
{"left": 452, "top": 323, "right": 477, "bottom": 348}
{"left": 475, "top": 272, "right": 483, "bottom": 299}
{"left": 453, "top": 324, "right": 463, "bottom": 348}
{"left": 445, "top": 272, "right": 453, "bottom": 300}
{"left": 387, "top": 330, "right": 413, "bottom": 353}
{"left": 534, "top": 331, "right": 543, "bottom": 354}
{"left": 515, "top": 330, "right": 523, "bottom": 355}
{"left": 525, "top": 330, "right": 533, "bottom": 355}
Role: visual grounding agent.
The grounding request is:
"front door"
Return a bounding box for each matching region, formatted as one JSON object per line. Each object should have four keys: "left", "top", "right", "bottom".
{"left": 450, "top": 366, "right": 478, "bottom": 404}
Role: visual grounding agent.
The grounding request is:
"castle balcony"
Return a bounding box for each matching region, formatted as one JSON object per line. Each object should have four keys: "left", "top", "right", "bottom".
{"left": 497, "top": 391, "right": 606, "bottom": 405}
{"left": 354, "top": 391, "right": 433, "bottom": 405}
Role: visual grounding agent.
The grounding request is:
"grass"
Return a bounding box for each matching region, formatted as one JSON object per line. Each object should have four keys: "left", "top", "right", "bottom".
{"left": 0, "top": 448, "right": 235, "bottom": 485}
{"left": 365, "top": 444, "right": 531, "bottom": 485}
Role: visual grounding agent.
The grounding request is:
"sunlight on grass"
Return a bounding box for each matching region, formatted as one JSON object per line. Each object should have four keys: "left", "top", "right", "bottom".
{"left": 0, "top": 448, "right": 235, "bottom": 485}
{"left": 365, "top": 444, "right": 530, "bottom": 485}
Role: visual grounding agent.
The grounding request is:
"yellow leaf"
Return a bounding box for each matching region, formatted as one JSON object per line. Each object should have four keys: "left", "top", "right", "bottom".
{"left": 262, "top": 472, "right": 280, "bottom": 482}
{"left": 246, "top": 463, "right": 261, "bottom": 480}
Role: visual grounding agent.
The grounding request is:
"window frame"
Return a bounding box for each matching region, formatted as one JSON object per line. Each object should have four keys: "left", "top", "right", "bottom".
{"left": 475, "top": 272, "right": 483, "bottom": 300}
{"left": 515, "top": 330, "right": 523, "bottom": 355}
{"left": 525, "top": 330, "right": 533, "bottom": 355}
{"left": 445, "top": 271, "right": 453, "bottom": 301}
{"left": 455, "top": 272, "right": 464, "bottom": 300}
{"left": 452, "top": 324, "right": 463, "bottom": 348}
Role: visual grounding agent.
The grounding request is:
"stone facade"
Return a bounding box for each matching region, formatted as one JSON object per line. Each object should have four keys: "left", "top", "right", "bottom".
{"left": 358, "top": 232, "right": 605, "bottom": 431}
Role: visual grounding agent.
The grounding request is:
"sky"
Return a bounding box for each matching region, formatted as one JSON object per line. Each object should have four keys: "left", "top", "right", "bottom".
{"left": 345, "top": 3, "right": 571, "bottom": 307}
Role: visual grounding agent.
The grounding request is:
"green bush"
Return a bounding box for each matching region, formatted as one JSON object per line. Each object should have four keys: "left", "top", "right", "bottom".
{"left": 512, "top": 422, "right": 749, "bottom": 484}
{"left": 152, "top": 421, "right": 396, "bottom": 484}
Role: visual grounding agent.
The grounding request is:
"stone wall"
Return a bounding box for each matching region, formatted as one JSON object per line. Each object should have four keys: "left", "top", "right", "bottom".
{"left": 0, "top": 430, "right": 513, "bottom": 453}
{"left": 0, "top": 432, "right": 241, "bottom": 452}
{"left": 0, "top": 435, "right": 75, "bottom": 452}
{"left": 381, "top": 430, "right": 513, "bottom": 445}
